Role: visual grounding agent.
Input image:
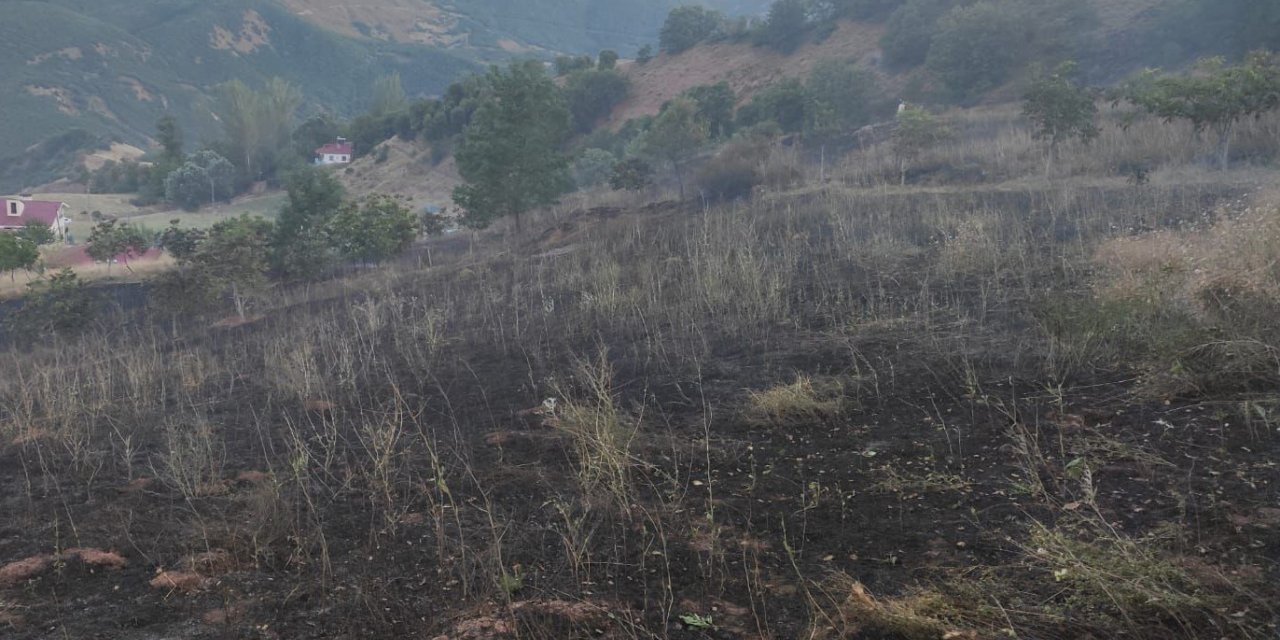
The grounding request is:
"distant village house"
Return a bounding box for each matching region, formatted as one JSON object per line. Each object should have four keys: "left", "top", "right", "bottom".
{"left": 315, "top": 138, "right": 353, "bottom": 165}
{"left": 1, "top": 195, "right": 71, "bottom": 239}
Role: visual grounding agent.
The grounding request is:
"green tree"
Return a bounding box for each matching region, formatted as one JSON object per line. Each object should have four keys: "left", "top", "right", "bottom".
{"left": 926, "top": 2, "right": 1023, "bottom": 103}
{"left": 555, "top": 55, "right": 596, "bottom": 76}
{"left": 564, "top": 69, "right": 631, "bottom": 133}
{"left": 892, "top": 105, "right": 950, "bottom": 184}
{"left": 326, "top": 195, "right": 419, "bottom": 265}
{"left": 660, "top": 6, "right": 724, "bottom": 54}
{"left": 196, "top": 215, "right": 274, "bottom": 320}
{"left": 7, "top": 269, "right": 100, "bottom": 339}
{"left": 759, "top": 0, "right": 810, "bottom": 53}
{"left": 370, "top": 73, "right": 408, "bottom": 118}
{"left": 453, "top": 61, "right": 573, "bottom": 230}
{"left": 736, "top": 79, "right": 808, "bottom": 133}
{"left": 214, "top": 78, "right": 303, "bottom": 181}
{"left": 880, "top": 0, "right": 951, "bottom": 69}
{"left": 639, "top": 98, "right": 708, "bottom": 199}
{"left": 85, "top": 220, "right": 151, "bottom": 272}
{"left": 1122, "top": 52, "right": 1280, "bottom": 171}
{"left": 158, "top": 220, "right": 207, "bottom": 262}
{"left": 164, "top": 150, "right": 236, "bottom": 210}
{"left": 156, "top": 114, "right": 184, "bottom": 164}
{"left": 272, "top": 165, "right": 346, "bottom": 280}
{"left": 598, "top": 50, "right": 620, "bottom": 70}
{"left": 17, "top": 221, "right": 58, "bottom": 247}
{"left": 0, "top": 233, "right": 40, "bottom": 281}
{"left": 682, "top": 83, "right": 737, "bottom": 139}
{"left": 573, "top": 149, "right": 618, "bottom": 189}
{"left": 610, "top": 158, "right": 655, "bottom": 191}
{"left": 805, "top": 59, "right": 881, "bottom": 139}
{"left": 636, "top": 44, "right": 654, "bottom": 65}
{"left": 1023, "top": 62, "right": 1099, "bottom": 175}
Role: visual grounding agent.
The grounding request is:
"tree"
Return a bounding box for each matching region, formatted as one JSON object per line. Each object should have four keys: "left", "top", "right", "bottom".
{"left": 926, "top": 2, "right": 1023, "bottom": 103}
{"left": 880, "top": 0, "right": 951, "bottom": 69}
{"left": 598, "top": 50, "right": 620, "bottom": 70}
{"left": 195, "top": 215, "right": 274, "bottom": 320}
{"left": 736, "top": 79, "right": 808, "bottom": 133}
{"left": 164, "top": 150, "right": 236, "bottom": 210}
{"left": 563, "top": 69, "right": 631, "bottom": 133}
{"left": 892, "top": 105, "right": 949, "bottom": 184}
{"left": 805, "top": 59, "right": 881, "bottom": 139}
{"left": 158, "top": 220, "right": 207, "bottom": 262}
{"left": 6, "top": 269, "right": 100, "bottom": 339}
{"left": 682, "top": 83, "right": 737, "bottom": 139}
{"left": 213, "top": 78, "right": 302, "bottom": 181}
{"left": 17, "top": 221, "right": 58, "bottom": 247}
{"left": 555, "top": 55, "right": 595, "bottom": 76}
{"left": 759, "top": 0, "right": 810, "bottom": 53}
{"left": 453, "top": 61, "right": 573, "bottom": 230}
{"left": 636, "top": 45, "right": 654, "bottom": 65}
{"left": 156, "top": 115, "right": 184, "bottom": 164}
{"left": 0, "top": 233, "right": 40, "bottom": 281}
{"left": 573, "top": 149, "right": 618, "bottom": 189}
{"left": 370, "top": 73, "right": 408, "bottom": 118}
{"left": 85, "top": 220, "right": 150, "bottom": 272}
{"left": 610, "top": 158, "right": 655, "bottom": 191}
{"left": 326, "top": 195, "right": 419, "bottom": 265}
{"left": 639, "top": 98, "right": 708, "bottom": 199}
{"left": 1023, "top": 61, "right": 1099, "bottom": 176}
{"left": 660, "top": 6, "right": 724, "bottom": 54}
{"left": 272, "top": 165, "right": 345, "bottom": 280}
{"left": 1122, "top": 52, "right": 1280, "bottom": 171}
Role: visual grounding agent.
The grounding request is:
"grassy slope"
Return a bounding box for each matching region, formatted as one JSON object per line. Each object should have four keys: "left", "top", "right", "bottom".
{"left": 0, "top": 0, "right": 478, "bottom": 192}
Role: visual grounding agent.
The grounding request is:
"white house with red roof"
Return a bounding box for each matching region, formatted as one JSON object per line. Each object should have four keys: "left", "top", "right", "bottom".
{"left": 314, "top": 138, "right": 353, "bottom": 165}
{"left": 2, "top": 195, "right": 71, "bottom": 239}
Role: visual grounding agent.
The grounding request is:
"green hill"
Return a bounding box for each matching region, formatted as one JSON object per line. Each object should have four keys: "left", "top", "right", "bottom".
{"left": 0, "top": 0, "right": 478, "bottom": 192}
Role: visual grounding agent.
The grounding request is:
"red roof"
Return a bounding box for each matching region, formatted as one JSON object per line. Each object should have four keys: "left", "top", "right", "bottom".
{"left": 315, "top": 142, "right": 353, "bottom": 156}
{"left": 1, "top": 199, "right": 64, "bottom": 229}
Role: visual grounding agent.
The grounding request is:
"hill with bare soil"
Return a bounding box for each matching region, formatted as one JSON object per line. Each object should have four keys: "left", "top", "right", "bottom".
{"left": 335, "top": 137, "right": 461, "bottom": 210}
{"left": 612, "top": 20, "right": 889, "bottom": 126}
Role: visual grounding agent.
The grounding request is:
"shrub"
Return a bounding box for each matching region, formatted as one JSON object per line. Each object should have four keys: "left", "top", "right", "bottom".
{"left": 7, "top": 269, "right": 101, "bottom": 339}
{"left": 609, "top": 158, "right": 654, "bottom": 192}
{"left": 659, "top": 6, "right": 724, "bottom": 54}
{"left": 757, "top": 0, "right": 810, "bottom": 53}
{"left": 926, "top": 2, "right": 1023, "bottom": 103}
{"left": 573, "top": 149, "right": 617, "bottom": 189}
{"left": 881, "top": 0, "right": 952, "bottom": 69}
{"left": 695, "top": 155, "right": 760, "bottom": 203}
{"left": 563, "top": 69, "right": 631, "bottom": 133}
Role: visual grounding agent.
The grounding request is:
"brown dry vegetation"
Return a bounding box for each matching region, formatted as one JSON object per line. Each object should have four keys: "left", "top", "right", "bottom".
{"left": 0, "top": 104, "right": 1278, "bottom": 639}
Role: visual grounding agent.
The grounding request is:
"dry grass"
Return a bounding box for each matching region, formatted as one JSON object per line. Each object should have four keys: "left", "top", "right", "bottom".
{"left": 744, "top": 375, "right": 846, "bottom": 428}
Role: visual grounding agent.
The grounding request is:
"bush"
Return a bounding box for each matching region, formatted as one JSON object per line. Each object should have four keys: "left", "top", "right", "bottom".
{"left": 563, "top": 69, "right": 631, "bottom": 133}
{"left": 695, "top": 155, "right": 760, "bottom": 203}
{"left": 926, "top": 2, "right": 1023, "bottom": 103}
{"left": 660, "top": 6, "right": 724, "bottom": 54}
{"left": 573, "top": 149, "right": 617, "bottom": 189}
{"left": 881, "top": 0, "right": 952, "bottom": 69}
{"left": 7, "top": 269, "right": 101, "bottom": 339}
{"left": 736, "top": 79, "right": 808, "bottom": 133}
{"left": 757, "top": 0, "right": 810, "bottom": 53}
{"left": 609, "top": 158, "right": 654, "bottom": 192}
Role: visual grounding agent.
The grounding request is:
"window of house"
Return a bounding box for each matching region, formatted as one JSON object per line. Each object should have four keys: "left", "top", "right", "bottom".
{"left": 7, "top": 201, "right": 17, "bottom": 215}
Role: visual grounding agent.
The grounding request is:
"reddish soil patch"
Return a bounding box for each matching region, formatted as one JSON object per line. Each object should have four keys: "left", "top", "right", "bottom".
{"left": 0, "top": 556, "right": 53, "bottom": 588}
{"left": 149, "top": 570, "right": 209, "bottom": 593}
{"left": 65, "top": 548, "right": 127, "bottom": 569}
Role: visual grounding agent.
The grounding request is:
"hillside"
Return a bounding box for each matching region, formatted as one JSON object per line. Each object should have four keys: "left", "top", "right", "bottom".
{"left": 277, "top": 0, "right": 774, "bottom": 53}
{"left": 612, "top": 20, "right": 889, "bottom": 126}
{"left": 0, "top": 0, "right": 481, "bottom": 193}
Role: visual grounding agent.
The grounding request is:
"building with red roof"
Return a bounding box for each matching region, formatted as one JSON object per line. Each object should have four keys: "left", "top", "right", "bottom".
{"left": 314, "top": 138, "right": 353, "bottom": 165}
{"left": 2, "top": 196, "right": 71, "bottom": 238}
